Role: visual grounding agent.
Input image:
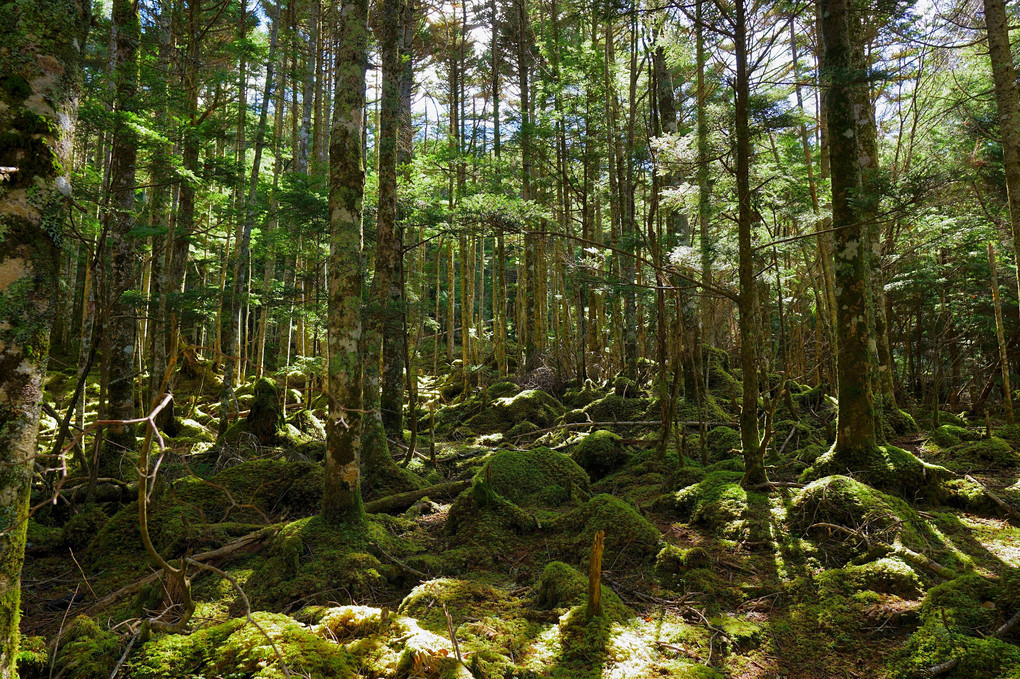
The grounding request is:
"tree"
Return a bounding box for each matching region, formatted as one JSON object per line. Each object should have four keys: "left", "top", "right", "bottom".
{"left": 323, "top": 0, "right": 370, "bottom": 524}
{"left": 0, "top": 0, "right": 90, "bottom": 671}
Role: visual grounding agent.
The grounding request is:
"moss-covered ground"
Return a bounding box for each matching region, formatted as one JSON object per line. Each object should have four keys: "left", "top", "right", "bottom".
{"left": 20, "top": 358, "right": 1020, "bottom": 678}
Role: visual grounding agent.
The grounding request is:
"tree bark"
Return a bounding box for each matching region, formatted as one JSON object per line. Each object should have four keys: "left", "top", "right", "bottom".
{"left": 0, "top": 0, "right": 90, "bottom": 673}
{"left": 324, "top": 0, "right": 370, "bottom": 524}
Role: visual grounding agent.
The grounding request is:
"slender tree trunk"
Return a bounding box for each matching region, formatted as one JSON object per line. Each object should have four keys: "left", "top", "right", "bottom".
{"left": 324, "top": 0, "right": 370, "bottom": 524}
{"left": 100, "top": 0, "right": 142, "bottom": 475}
{"left": 983, "top": 0, "right": 1020, "bottom": 316}
{"left": 821, "top": 0, "right": 878, "bottom": 462}
{"left": 733, "top": 0, "right": 765, "bottom": 486}
{"left": 989, "top": 242, "right": 1015, "bottom": 423}
{"left": 0, "top": 1, "right": 89, "bottom": 672}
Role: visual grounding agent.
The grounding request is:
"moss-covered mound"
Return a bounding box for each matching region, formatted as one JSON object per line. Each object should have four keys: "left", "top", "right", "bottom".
{"left": 472, "top": 447, "right": 591, "bottom": 507}
{"left": 789, "top": 475, "right": 928, "bottom": 562}
{"left": 889, "top": 574, "right": 1020, "bottom": 678}
{"left": 535, "top": 560, "right": 630, "bottom": 617}
{"left": 930, "top": 424, "right": 979, "bottom": 448}
{"left": 131, "top": 612, "right": 355, "bottom": 679}
{"left": 654, "top": 545, "right": 711, "bottom": 587}
{"left": 550, "top": 493, "right": 660, "bottom": 564}
{"left": 655, "top": 470, "right": 765, "bottom": 539}
{"left": 572, "top": 430, "right": 629, "bottom": 480}
{"left": 705, "top": 426, "right": 741, "bottom": 460}
{"left": 582, "top": 392, "right": 650, "bottom": 423}
{"left": 950, "top": 436, "right": 1020, "bottom": 468}
{"left": 801, "top": 443, "right": 951, "bottom": 499}
{"left": 817, "top": 557, "right": 922, "bottom": 599}
{"left": 463, "top": 388, "right": 565, "bottom": 434}
{"left": 444, "top": 489, "right": 537, "bottom": 571}
{"left": 244, "top": 515, "right": 411, "bottom": 608}
{"left": 62, "top": 504, "right": 108, "bottom": 551}
{"left": 52, "top": 616, "right": 120, "bottom": 679}
{"left": 563, "top": 380, "right": 605, "bottom": 408}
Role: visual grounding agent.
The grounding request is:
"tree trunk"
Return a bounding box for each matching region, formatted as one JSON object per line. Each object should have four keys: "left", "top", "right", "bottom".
{"left": 324, "top": 0, "right": 370, "bottom": 524}
{"left": 989, "top": 242, "right": 1015, "bottom": 423}
{"left": 0, "top": 0, "right": 89, "bottom": 672}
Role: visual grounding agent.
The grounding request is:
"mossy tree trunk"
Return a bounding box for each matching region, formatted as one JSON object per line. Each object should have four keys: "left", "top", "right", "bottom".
{"left": 982, "top": 0, "right": 1020, "bottom": 319}
{"left": 821, "top": 0, "right": 878, "bottom": 463}
{"left": 734, "top": 0, "right": 766, "bottom": 486}
{"left": 99, "top": 0, "right": 142, "bottom": 477}
{"left": 0, "top": 0, "right": 90, "bottom": 673}
{"left": 323, "top": 0, "right": 369, "bottom": 525}
{"left": 361, "top": 0, "right": 417, "bottom": 497}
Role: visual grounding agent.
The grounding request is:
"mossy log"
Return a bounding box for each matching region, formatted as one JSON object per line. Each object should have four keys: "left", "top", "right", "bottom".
{"left": 364, "top": 480, "right": 472, "bottom": 514}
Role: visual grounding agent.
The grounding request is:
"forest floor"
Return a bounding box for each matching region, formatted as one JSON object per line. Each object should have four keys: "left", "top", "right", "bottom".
{"left": 20, "top": 354, "right": 1020, "bottom": 679}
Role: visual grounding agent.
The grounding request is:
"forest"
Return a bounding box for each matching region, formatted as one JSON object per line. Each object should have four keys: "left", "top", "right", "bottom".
{"left": 8, "top": 0, "right": 1020, "bottom": 676}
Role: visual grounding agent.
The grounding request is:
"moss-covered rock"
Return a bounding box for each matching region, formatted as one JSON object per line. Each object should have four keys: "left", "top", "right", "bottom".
{"left": 705, "top": 426, "right": 741, "bottom": 460}
{"left": 654, "top": 545, "right": 711, "bottom": 586}
{"left": 471, "top": 447, "right": 591, "bottom": 507}
{"left": 61, "top": 504, "right": 108, "bottom": 551}
{"left": 132, "top": 612, "right": 355, "bottom": 679}
{"left": 582, "top": 393, "right": 649, "bottom": 423}
{"left": 789, "top": 475, "right": 929, "bottom": 563}
{"left": 507, "top": 420, "right": 539, "bottom": 437}
{"left": 245, "top": 377, "right": 285, "bottom": 445}
{"left": 952, "top": 436, "right": 1020, "bottom": 468}
{"left": 563, "top": 380, "right": 605, "bottom": 409}
{"left": 52, "top": 616, "right": 120, "bottom": 679}
{"left": 172, "top": 418, "right": 215, "bottom": 443}
{"left": 535, "top": 560, "right": 629, "bottom": 618}
{"left": 930, "top": 424, "right": 977, "bottom": 448}
{"left": 26, "top": 519, "right": 63, "bottom": 550}
{"left": 286, "top": 409, "right": 326, "bottom": 441}
{"left": 550, "top": 493, "right": 660, "bottom": 564}
{"left": 801, "top": 443, "right": 951, "bottom": 499}
{"left": 817, "top": 557, "right": 923, "bottom": 599}
{"left": 656, "top": 470, "right": 764, "bottom": 539}
{"left": 464, "top": 388, "right": 565, "bottom": 433}
{"left": 572, "top": 430, "right": 628, "bottom": 480}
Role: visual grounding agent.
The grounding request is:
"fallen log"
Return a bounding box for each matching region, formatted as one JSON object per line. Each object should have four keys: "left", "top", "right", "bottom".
{"left": 964, "top": 474, "right": 1020, "bottom": 524}
{"left": 364, "top": 480, "right": 472, "bottom": 514}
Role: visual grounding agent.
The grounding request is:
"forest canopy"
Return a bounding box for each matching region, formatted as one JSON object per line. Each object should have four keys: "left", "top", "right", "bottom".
{"left": 5, "top": 0, "right": 1020, "bottom": 676}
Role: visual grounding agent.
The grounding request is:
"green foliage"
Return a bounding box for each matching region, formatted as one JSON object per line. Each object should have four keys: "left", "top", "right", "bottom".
{"left": 656, "top": 470, "right": 764, "bottom": 539}
{"left": 572, "top": 429, "right": 627, "bottom": 480}
{"left": 52, "top": 616, "right": 120, "bottom": 679}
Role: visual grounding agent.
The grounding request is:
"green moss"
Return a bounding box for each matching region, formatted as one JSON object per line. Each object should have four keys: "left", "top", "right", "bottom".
{"left": 472, "top": 447, "right": 590, "bottom": 507}
{"left": 133, "top": 612, "right": 355, "bottom": 679}
{"left": 952, "top": 436, "right": 1020, "bottom": 468}
{"left": 52, "top": 616, "right": 120, "bottom": 679}
{"left": 535, "top": 561, "right": 629, "bottom": 617}
{"left": 817, "top": 557, "right": 922, "bottom": 599}
{"left": 789, "top": 475, "right": 929, "bottom": 563}
{"left": 399, "top": 578, "right": 520, "bottom": 631}
{"left": 707, "top": 615, "right": 762, "bottom": 649}
{"left": 1, "top": 74, "right": 31, "bottom": 102}
{"left": 946, "top": 478, "right": 997, "bottom": 514}
{"left": 572, "top": 430, "right": 628, "bottom": 480}
{"left": 582, "top": 393, "right": 649, "bottom": 422}
{"left": 26, "top": 519, "right": 62, "bottom": 549}
{"left": 704, "top": 426, "right": 741, "bottom": 460}
{"left": 654, "top": 545, "right": 711, "bottom": 586}
{"left": 15, "top": 635, "right": 47, "bottom": 679}
{"left": 656, "top": 470, "right": 763, "bottom": 539}
{"left": 801, "top": 443, "right": 951, "bottom": 499}
{"left": 563, "top": 380, "right": 605, "bottom": 408}
{"left": 551, "top": 493, "right": 661, "bottom": 564}
{"left": 507, "top": 420, "right": 539, "bottom": 437}
{"left": 62, "top": 504, "right": 108, "bottom": 551}
{"left": 464, "top": 389, "right": 564, "bottom": 433}
{"left": 931, "top": 424, "right": 975, "bottom": 448}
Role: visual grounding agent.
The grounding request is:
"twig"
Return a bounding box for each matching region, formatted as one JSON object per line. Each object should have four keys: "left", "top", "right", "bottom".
{"left": 184, "top": 557, "right": 292, "bottom": 678}
{"left": 369, "top": 541, "right": 428, "bottom": 579}
{"left": 443, "top": 603, "right": 463, "bottom": 664}
{"left": 50, "top": 584, "right": 79, "bottom": 679}
{"left": 108, "top": 628, "right": 141, "bottom": 679}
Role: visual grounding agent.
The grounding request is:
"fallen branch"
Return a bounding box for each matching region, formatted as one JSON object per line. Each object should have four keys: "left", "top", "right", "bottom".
{"left": 364, "top": 480, "right": 471, "bottom": 514}
{"left": 513, "top": 420, "right": 738, "bottom": 441}
{"left": 964, "top": 475, "right": 1020, "bottom": 524}
{"left": 369, "top": 541, "right": 428, "bottom": 579}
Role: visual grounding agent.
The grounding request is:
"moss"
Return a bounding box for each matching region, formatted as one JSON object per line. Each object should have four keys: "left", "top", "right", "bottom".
{"left": 560, "top": 408, "right": 591, "bottom": 424}
{"left": 399, "top": 578, "right": 520, "bottom": 631}
{"left": 654, "top": 545, "right": 711, "bottom": 586}
{"left": 443, "top": 490, "right": 535, "bottom": 571}
{"left": 535, "top": 561, "right": 629, "bottom": 617}
{"left": 883, "top": 407, "right": 919, "bottom": 436}
{"left": 572, "top": 429, "right": 628, "bottom": 480}
{"left": 656, "top": 470, "right": 763, "bottom": 539}
{"left": 951, "top": 436, "right": 1020, "bottom": 468}
{"left": 704, "top": 426, "right": 741, "bottom": 461}
{"left": 817, "top": 557, "right": 922, "bottom": 599}
{"left": 930, "top": 424, "right": 976, "bottom": 448}
{"left": 613, "top": 376, "right": 639, "bottom": 396}
{"left": 789, "top": 475, "right": 928, "bottom": 563}
{"left": 946, "top": 478, "right": 998, "bottom": 514}
{"left": 707, "top": 615, "right": 762, "bottom": 649}
{"left": 52, "top": 616, "right": 120, "bottom": 679}
{"left": 582, "top": 393, "right": 649, "bottom": 422}
{"left": 507, "top": 420, "right": 539, "bottom": 437}
{"left": 563, "top": 380, "right": 605, "bottom": 408}
{"left": 61, "top": 504, "right": 108, "bottom": 551}
{"left": 133, "top": 612, "right": 355, "bottom": 679}
{"left": 15, "top": 635, "right": 47, "bottom": 679}
{"left": 551, "top": 493, "right": 661, "bottom": 564}
{"left": 26, "top": 518, "right": 62, "bottom": 549}
{"left": 464, "top": 389, "right": 564, "bottom": 433}
{"left": 472, "top": 447, "right": 590, "bottom": 507}
{"left": 172, "top": 418, "right": 214, "bottom": 443}
{"left": 801, "top": 443, "right": 951, "bottom": 499}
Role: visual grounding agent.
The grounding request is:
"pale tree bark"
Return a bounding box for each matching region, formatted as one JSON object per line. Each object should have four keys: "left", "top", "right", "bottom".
{"left": 324, "top": 0, "right": 370, "bottom": 524}
{"left": 733, "top": 0, "right": 766, "bottom": 486}
{"left": 100, "top": 0, "right": 142, "bottom": 476}
{"left": 821, "top": 0, "right": 878, "bottom": 462}
{"left": 0, "top": 0, "right": 90, "bottom": 673}
{"left": 983, "top": 0, "right": 1020, "bottom": 315}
